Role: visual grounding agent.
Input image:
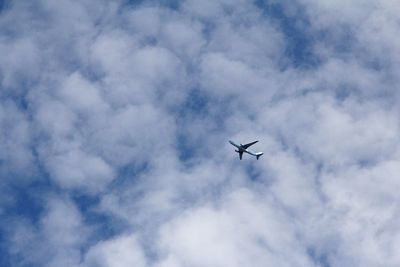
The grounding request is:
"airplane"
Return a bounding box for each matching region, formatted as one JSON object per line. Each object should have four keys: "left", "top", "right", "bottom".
{"left": 229, "top": 140, "right": 263, "bottom": 160}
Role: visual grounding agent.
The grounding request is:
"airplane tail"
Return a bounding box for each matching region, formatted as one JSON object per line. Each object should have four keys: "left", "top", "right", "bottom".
{"left": 256, "top": 152, "right": 263, "bottom": 160}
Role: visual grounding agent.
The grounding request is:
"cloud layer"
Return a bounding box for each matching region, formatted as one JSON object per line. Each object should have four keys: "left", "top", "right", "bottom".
{"left": 1, "top": 0, "right": 400, "bottom": 266}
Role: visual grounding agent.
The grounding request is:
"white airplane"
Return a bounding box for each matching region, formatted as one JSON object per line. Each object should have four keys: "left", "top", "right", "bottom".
{"left": 229, "top": 140, "right": 263, "bottom": 160}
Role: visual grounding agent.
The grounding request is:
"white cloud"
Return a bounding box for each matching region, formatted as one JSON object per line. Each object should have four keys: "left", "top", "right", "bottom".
{"left": 2, "top": 0, "right": 400, "bottom": 267}
{"left": 0, "top": 37, "right": 40, "bottom": 91}
{"left": 0, "top": 101, "right": 34, "bottom": 177}
{"left": 82, "top": 234, "right": 147, "bottom": 267}
{"left": 319, "top": 159, "right": 400, "bottom": 266}
{"left": 9, "top": 196, "right": 88, "bottom": 267}
{"left": 156, "top": 189, "right": 316, "bottom": 267}
{"left": 59, "top": 72, "right": 109, "bottom": 115}
{"left": 46, "top": 149, "right": 115, "bottom": 194}
{"left": 200, "top": 52, "right": 269, "bottom": 97}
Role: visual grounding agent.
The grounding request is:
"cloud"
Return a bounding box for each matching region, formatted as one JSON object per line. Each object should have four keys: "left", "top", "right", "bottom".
{"left": 0, "top": 101, "right": 34, "bottom": 178}
{"left": 46, "top": 149, "right": 115, "bottom": 193}
{"left": 8, "top": 196, "right": 88, "bottom": 267}
{"left": 1, "top": 0, "right": 400, "bottom": 267}
{"left": 82, "top": 234, "right": 147, "bottom": 267}
{"left": 156, "top": 189, "right": 316, "bottom": 267}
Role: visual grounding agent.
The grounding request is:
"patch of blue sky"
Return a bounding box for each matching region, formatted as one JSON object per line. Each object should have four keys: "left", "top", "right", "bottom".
{"left": 0, "top": 181, "right": 49, "bottom": 267}
{"left": 307, "top": 246, "right": 333, "bottom": 267}
{"left": 71, "top": 164, "right": 150, "bottom": 244}
{"left": 0, "top": 236, "right": 12, "bottom": 267}
{"left": 0, "top": 153, "right": 134, "bottom": 265}
{"left": 1, "top": 182, "right": 47, "bottom": 225}
{"left": 124, "top": 0, "right": 180, "bottom": 9}
{"left": 1, "top": 90, "right": 33, "bottom": 119}
{"left": 2, "top": 145, "right": 52, "bottom": 223}
{"left": 3, "top": 251, "right": 34, "bottom": 267}
{"left": 245, "top": 161, "right": 263, "bottom": 182}
{"left": 176, "top": 131, "right": 197, "bottom": 163}
{"left": 113, "top": 161, "right": 149, "bottom": 187}
{"left": 174, "top": 88, "right": 209, "bottom": 162}
{"left": 73, "top": 193, "right": 126, "bottom": 245}
{"left": 255, "top": 0, "right": 321, "bottom": 69}
{"left": 0, "top": 53, "right": 40, "bottom": 107}
{"left": 175, "top": 88, "right": 233, "bottom": 163}
{"left": 0, "top": 0, "right": 9, "bottom": 12}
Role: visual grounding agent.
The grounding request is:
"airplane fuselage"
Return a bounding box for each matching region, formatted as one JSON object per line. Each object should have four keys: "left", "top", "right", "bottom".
{"left": 230, "top": 141, "right": 256, "bottom": 155}
{"left": 229, "top": 140, "right": 263, "bottom": 160}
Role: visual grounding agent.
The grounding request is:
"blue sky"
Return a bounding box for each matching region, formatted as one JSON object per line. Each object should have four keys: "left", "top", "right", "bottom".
{"left": 1, "top": 1, "right": 400, "bottom": 266}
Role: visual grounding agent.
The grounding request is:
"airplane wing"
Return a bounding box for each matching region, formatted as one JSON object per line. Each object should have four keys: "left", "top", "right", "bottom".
{"left": 239, "top": 151, "right": 243, "bottom": 160}
{"left": 242, "top": 140, "right": 258, "bottom": 149}
{"left": 229, "top": 140, "right": 239, "bottom": 148}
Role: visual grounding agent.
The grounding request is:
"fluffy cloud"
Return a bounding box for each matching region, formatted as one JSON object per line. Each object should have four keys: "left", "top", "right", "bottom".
{"left": 8, "top": 196, "right": 88, "bottom": 267}
{"left": 0, "top": 101, "right": 34, "bottom": 177}
{"left": 1, "top": 0, "right": 400, "bottom": 267}
{"left": 156, "top": 189, "right": 316, "bottom": 267}
{"left": 83, "top": 234, "right": 147, "bottom": 267}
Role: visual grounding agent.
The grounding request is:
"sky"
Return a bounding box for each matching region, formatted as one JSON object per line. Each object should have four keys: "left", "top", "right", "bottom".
{"left": 1, "top": 0, "right": 400, "bottom": 266}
